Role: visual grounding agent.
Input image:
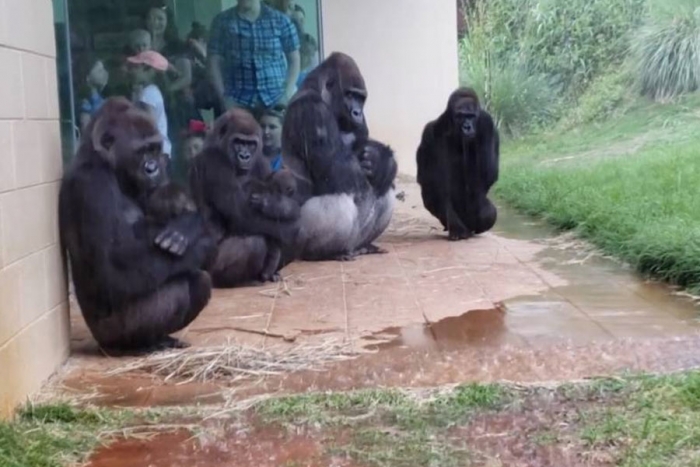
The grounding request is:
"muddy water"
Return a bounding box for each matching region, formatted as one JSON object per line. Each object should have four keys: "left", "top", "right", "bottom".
{"left": 87, "top": 425, "right": 362, "bottom": 467}
{"left": 366, "top": 305, "right": 508, "bottom": 351}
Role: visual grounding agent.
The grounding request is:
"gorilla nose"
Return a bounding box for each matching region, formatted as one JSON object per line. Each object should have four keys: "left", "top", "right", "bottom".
{"left": 238, "top": 152, "right": 251, "bottom": 161}
{"left": 144, "top": 160, "right": 159, "bottom": 175}
{"left": 351, "top": 109, "right": 363, "bottom": 121}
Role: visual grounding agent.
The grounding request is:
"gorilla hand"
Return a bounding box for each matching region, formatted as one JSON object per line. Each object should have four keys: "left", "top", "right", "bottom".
{"left": 154, "top": 226, "right": 189, "bottom": 256}
{"left": 154, "top": 212, "right": 206, "bottom": 256}
{"left": 359, "top": 149, "right": 374, "bottom": 179}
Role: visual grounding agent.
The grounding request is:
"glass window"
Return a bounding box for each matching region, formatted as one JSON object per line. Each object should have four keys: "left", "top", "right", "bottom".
{"left": 55, "top": 0, "right": 322, "bottom": 181}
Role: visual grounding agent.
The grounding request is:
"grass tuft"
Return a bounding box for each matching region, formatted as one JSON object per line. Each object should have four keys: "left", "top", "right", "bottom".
{"left": 631, "top": 0, "right": 700, "bottom": 99}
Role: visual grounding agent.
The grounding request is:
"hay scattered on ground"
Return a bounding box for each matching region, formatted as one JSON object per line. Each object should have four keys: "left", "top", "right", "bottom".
{"left": 105, "top": 339, "right": 365, "bottom": 384}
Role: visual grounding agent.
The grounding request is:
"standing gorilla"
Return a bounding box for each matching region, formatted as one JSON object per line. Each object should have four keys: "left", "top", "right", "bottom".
{"left": 189, "top": 108, "right": 301, "bottom": 287}
{"left": 416, "top": 88, "right": 499, "bottom": 240}
{"left": 59, "top": 97, "right": 215, "bottom": 354}
{"left": 281, "top": 52, "right": 398, "bottom": 261}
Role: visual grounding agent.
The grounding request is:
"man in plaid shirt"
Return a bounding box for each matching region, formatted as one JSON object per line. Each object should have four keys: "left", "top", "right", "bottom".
{"left": 207, "top": 0, "right": 300, "bottom": 112}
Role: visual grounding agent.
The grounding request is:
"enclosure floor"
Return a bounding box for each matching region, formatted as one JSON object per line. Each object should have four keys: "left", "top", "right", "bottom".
{"left": 56, "top": 177, "right": 700, "bottom": 407}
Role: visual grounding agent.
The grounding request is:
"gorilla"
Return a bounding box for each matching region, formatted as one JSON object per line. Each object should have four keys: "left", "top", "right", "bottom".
{"left": 416, "top": 88, "right": 499, "bottom": 240}
{"left": 58, "top": 97, "right": 216, "bottom": 354}
{"left": 189, "top": 108, "right": 300, "bottom": 286}
{"left": 281, "top": 52, "right": 398, "bottom": 261}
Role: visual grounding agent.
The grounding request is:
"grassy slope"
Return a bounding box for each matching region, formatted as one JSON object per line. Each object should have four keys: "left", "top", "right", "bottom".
{"left": 4, "top": 374, "right": 700, "bottom": 466}
{"left": 495, "top": 93, "right": 700, "bottom": 291}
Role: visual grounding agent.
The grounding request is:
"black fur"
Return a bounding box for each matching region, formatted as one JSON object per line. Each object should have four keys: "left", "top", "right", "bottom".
{"left": 281, "top": 52, "right": 398, "bottom": 261}
{"left": 189, "top": 108, "right": 300, "bottom": 286}
{"left": 416, "top": 88, "right": 500, "bottom": 240}
{"left": 58, "top": 97, "right": 215, "bottom": 354}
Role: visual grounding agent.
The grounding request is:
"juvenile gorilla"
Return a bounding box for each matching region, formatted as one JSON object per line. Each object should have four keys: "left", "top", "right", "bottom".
{"left": 416, "top": 88, "right": 499, "bottom": 240}
{"left": 189, "top": 108, "right": 300, "bottom": 286}
{"left": 59, "top": 97, "right": 215, "bottom": 354}
{"left": 281, "top": 52, "right": 397, "bottom": 261}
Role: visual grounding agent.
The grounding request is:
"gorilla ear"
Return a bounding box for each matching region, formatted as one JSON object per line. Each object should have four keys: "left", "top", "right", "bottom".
{"left": 320, "top": 78, "right": 334, "bottom": 105}
{"left": 91, "top": 117, "right": 117, "bottom": 165}
{"left": 218, "top": 122, "right": 229, "bottom": 140}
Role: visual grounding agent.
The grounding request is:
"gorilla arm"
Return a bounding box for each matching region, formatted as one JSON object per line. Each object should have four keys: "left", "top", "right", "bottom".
{"left": 61, "top": 168, "right": 212, "bottom": 302}
{"left": 416, "top": 122, "right": 469, "bottom": 237}
{"left": 250, "top": 191, "right": 301, "bottom": 222}
{"left": 475, "top": 111, "right": 500, "bottom": 191}
{"left": 359, "top": 140, "right": 397, "bottom": 197}
{"left": 190, "top": 151, "right": 298, "bottom": 244}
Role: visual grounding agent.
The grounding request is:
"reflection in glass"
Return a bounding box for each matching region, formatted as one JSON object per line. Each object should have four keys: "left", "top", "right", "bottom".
{"left": 57, "top": 0, "right": 321, "bottom": 179}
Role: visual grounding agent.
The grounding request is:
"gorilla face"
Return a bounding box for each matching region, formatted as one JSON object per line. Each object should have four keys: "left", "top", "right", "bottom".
{"left": 452, "top": 97, "right": 480, "bottom": 141}
{"left": 113, "top": 124, "right": 168, "bottom": 196}
{"left": 229, "top": 135, "right": 259, "bottom": 173}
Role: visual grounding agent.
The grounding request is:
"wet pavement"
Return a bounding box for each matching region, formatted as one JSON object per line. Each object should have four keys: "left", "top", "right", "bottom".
{"left": 53, "top": 178, "right": 700, "bottom": 407}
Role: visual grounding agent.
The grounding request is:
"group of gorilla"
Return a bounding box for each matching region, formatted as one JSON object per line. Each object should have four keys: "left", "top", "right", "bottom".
{"left": 59, "top": 52, "right": 499, "bottom": 354}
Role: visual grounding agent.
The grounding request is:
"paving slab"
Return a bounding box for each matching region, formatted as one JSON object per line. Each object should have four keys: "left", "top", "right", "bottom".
{"left": 54, "top": 179, "right": 700, "bottom": 407}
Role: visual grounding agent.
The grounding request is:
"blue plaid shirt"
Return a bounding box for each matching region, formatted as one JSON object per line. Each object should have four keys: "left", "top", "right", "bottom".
{"left": 208, "top": 5, "right": 300, "bottom": 108}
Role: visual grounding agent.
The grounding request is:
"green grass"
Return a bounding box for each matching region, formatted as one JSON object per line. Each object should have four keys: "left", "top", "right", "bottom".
{"left": 5, "top": 376, "right": 700, "bottom": 465}
{"left": 578, "top": 373, "right": 700, "bottom": 466}
{"left": 0, "top": 404, "right": 135, "bottom": 467}
{"left": 256, "top": 383, "right": 510, "bottom": 466}
{"left": 496, "top": 92, "right": 700, "bottom": 292}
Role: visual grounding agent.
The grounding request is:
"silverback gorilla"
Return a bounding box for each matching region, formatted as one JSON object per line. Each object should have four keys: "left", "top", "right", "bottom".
{"left": 189, "top": 108, "right": 301, "bottom": 286}
{"left": 416, "top": 88, "right": 499, "bottom": 240}
{"left": 59, "top": 97, "right": 215, "bottom": 354}
{"left": 281, "top": 52, "right": 398, "bottom": 261}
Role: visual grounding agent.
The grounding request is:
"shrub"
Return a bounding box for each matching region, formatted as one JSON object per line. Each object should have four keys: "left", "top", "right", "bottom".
{"left": 460, "top": 42, "right": 560, "bottom": 135}
{"left": 522, "top": 0, "right": 646, "bottom": 95}
{"left": 631, "top": 0, "right": 700, "bottom": 100}
{"left": 459, "top": 0, "right": 561, "bottom": 135}
{"left": 558, "top": 67, "right": 635, "bottom": 128}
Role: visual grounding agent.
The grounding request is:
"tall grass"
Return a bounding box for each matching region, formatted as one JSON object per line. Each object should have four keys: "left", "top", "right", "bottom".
{"left": 631, "top": 0, "right": 700, "bottom": 100}
{"left": 497, "top": 96, "right": 700, "bottom": 291}
{"left": 459, "top": 0, "right": 560, "bottom": 135}
{"left": 458, "top": 0, "right": 645, "bottom": 133}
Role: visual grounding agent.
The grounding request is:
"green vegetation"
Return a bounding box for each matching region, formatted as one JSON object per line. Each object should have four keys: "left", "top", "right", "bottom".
{"left": 497, "top": 93, "right": 700, "bottom": 291}
{"left": 0, "top": 404, "right": 134, "bottom": 467}
{"left": 632, "top": 0, "right": 700, "bottom": 99}
{"left": 5, "top": 375, "right": 700, "bottom": 465}
{"left": 459, "top": 0, "right": 700, "bottom": 291}
{"left": 459, "top": 0, "right": 646, "bottom": 133}
{"left": 256, "top": 374, "right": 700, "bottom": 466}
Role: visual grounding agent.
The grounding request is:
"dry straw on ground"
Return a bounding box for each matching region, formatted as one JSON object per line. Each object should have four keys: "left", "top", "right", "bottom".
{"left": 105, "top": 339, "right": 365, "bottom": 384}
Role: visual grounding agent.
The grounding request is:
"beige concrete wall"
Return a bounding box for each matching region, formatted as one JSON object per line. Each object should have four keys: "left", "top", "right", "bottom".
{"left": 0, "top": 0, "right": 70, "bottom": 419}
{"left": 320, "top": 0, "right": 459, "bottom": 176}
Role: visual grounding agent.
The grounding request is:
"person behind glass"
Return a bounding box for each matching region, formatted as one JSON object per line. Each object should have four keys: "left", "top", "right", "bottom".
{"left": 297, "top": 33, "right": 318, "bottom": 87}
{"left": 126, "top": 50, "right": 172, "bottom": 158}
{"left": 75, "top": 55, "right": 109, "bottom": 130}
{"left": 182, "top": 120, "right": 207, "bottom": 164}
{"left": 207, "top": 0, "right": 300, "bottom": 114}
{"left": 257, "top": 105, "right": 286, "bottom": 172}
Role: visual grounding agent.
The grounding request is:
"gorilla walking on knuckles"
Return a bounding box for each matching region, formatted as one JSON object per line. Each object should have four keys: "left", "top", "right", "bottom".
{"left": 189, "top": 108, "right": 301, "bottom": 287}
{"left": 416, "top": 88, "right": 499, "bottom": 240}
{"left": 59, "top": 97, "right": 216, "bottom": 354}
{"left": 281, "top": 52, "right": 398, "bottom": 261}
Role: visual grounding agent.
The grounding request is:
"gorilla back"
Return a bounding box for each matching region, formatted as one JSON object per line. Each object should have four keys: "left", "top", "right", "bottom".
{"left": 282, "top": 52, "right": 397, "bottom": 261}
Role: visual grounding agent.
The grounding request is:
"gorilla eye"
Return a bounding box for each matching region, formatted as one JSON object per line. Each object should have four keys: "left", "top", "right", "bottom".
{"left": 143, "top": 159, "right": 160, "bottom": 177}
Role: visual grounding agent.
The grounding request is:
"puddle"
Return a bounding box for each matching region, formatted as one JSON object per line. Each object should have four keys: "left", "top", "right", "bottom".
{"left": 61, "top": 374, "right": 226, "bottom": 408}
{"left": 86, "top": 424, "right": 362, "bottom": 467}
{"left": 366, "top": 305, "right": 508, "bottom": 351}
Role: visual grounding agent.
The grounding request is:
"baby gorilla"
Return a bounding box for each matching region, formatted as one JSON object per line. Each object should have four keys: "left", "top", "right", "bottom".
{"left": 245, "top": 168, "right": 299, "bottom": 281}
{"left": 144, "top": 182, "right": 197, "bottom": 224}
